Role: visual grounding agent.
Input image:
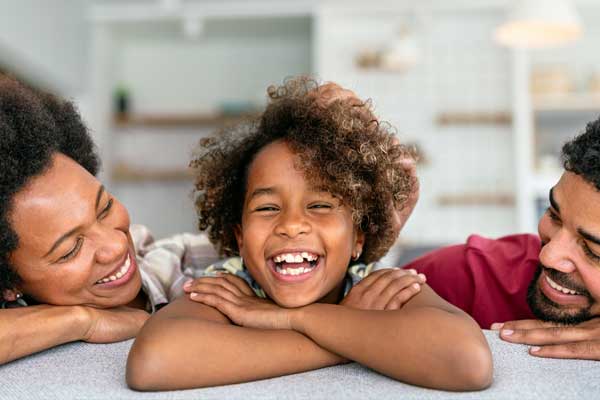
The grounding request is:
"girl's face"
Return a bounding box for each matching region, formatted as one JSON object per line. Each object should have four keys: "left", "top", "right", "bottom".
{"left": 8, "top": 153, "right": 142, "bottom": 308}
{"left": 235, "top": 140, "right": 364, "bottom": 308}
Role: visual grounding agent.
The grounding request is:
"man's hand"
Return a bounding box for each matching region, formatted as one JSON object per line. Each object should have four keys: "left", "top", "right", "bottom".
{"left": 80, "top": 306, "right": 150, "bottom": 343}
{"left": 184, "top": 274, "right": 293, "bottom": 330}
{"left": 491, "top": 318, "right": 600, "bottom": 360}
{"left": 341, "top": 268, "right": 426, "bottom": 311}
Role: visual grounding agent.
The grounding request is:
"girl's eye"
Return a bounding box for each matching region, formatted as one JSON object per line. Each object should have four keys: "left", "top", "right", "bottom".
{"left": 255, "top": 205, "right": 279, "bottom": 212}
{"left": 98, "top": 198, "right": 113, "bottom": 219}
{"left": 58, "top": 237, "right": 83, "bottom": 263}
{"left": 546, "top": 208, "right": 561, "bottom": 224}
{"left": 309, "top": 203, "right": 333, "bottom": 212}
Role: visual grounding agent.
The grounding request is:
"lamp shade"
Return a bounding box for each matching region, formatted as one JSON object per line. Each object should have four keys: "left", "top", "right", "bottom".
{"left": 494, "top": 0, "right": 582, "bottom": 48}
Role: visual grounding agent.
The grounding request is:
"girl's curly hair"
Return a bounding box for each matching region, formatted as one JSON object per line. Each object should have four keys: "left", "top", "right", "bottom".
{"left": 191, "top": 77, "right": 414, "bottom": 263}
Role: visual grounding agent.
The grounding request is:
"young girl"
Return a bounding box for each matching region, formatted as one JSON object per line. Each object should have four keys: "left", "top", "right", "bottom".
{"left": 127, "top": 78, "right": 493, "bottom": 391}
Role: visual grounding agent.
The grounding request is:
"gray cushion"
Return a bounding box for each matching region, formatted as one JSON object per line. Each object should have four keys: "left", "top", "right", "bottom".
{"left": 0, "top": 330, "right": 597, "bottom": 399}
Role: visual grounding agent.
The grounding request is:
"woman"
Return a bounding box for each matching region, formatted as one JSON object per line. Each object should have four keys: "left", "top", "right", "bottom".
{"left": 0, "top": 76, "right": 217, "bottom": 364}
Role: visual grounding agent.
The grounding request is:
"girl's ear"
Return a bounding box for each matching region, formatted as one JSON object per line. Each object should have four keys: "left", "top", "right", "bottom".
{"left": 352, "top": 230, "right": 365, "bottom": 260}
{"left": 2, "top": 289, "right": 20, "bottom": 302}
{"left": 234, "top": 224, "right": 243, "bottom": 253}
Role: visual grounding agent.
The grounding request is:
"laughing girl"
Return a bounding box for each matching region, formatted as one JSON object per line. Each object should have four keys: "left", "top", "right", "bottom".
{"left": 126, "top": 78, "right": 492, "bottom": 391}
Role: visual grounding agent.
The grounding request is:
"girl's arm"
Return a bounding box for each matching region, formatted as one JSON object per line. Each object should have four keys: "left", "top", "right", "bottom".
{"left": 291, "top": 286, "right": 492, "bottom": 391}
{"left": 0, "top": 305, "right": 148, "bottom": 365}
{"left": 127, "top": 272, "right": 491, "bottom": 391}
{"left": 126, "top": 297, "right": 347, "bottom": 391}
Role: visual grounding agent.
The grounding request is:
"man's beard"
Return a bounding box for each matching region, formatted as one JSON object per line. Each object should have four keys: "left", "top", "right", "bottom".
{"left": 526, "top": 264, "right": 594, "bottom": 325}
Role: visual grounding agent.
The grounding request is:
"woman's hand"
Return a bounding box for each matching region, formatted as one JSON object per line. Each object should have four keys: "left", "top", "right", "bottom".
{"left": 79, "top": 306, "right": 150, "bottom": 343}
{"left": 341, "top": 268, "right": 426, "bottom": 311}
{"left": 184, "top": 274, "right": 292, "bottom": 330}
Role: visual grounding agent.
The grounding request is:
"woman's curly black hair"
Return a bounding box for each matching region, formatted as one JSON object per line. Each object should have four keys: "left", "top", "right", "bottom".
{"left": 192, "top": 77, "right": 415, "bottom": 264}
{"left": 562, "top": 115, "right": 600, "bottom": 191}
{"left": 0, "top": 76, "right": 99, "bottom": 299}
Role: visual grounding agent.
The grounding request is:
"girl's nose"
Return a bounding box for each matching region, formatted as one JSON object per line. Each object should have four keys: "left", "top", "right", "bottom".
{"left": 275, "top": 210, "right": 311, "bottom": 238}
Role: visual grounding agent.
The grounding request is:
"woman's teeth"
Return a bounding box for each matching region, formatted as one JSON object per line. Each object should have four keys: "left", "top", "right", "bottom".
{"left": 545, "top": 275, "right": 580, "bottom": 295}
{"left": 97, "top": 255, "right": 131, "bottom": 284}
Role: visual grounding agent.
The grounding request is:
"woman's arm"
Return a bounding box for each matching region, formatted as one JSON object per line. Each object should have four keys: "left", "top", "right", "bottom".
{"left": 0, "top": 304, "right": 149, "bottom": 365}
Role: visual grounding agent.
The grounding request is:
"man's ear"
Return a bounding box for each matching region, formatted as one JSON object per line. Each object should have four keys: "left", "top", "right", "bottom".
{"left": 234, "top": 224, "right": 243, "bottom": 253}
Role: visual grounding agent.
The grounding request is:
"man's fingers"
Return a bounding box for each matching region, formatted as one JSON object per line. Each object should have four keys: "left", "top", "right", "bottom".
{"left": 529, "top": 340, "right": 600, "bottom": 360}
{"left": 491, "top": 319, "right": 560, "bottom": 331}
{"left": 499, "top": 325, "right": 594, "bottom": 345}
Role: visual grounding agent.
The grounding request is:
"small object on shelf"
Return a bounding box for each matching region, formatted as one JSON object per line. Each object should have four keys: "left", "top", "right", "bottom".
{"left": 114, "top": 84, "right": 131, "bottom": 122}
{"left": 111, "top": 162, "right": 192, "bottom": 182}
{"left": 531, "top": 65, "right": 573, "bottom": 96}
{"left": 436, "top": 112, "right": 512, "bottom": 126}
{"left": 113, "top": 111, "right": 261, "bottom": 128}
{"left": 437, "top": 193, "right": 515, "bottom": 207}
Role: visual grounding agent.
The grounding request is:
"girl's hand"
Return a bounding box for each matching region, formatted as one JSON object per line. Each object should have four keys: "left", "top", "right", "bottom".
{"left": 80, "top": 306, "right": 150, "bottom": 343}
{"left": 340, "top": 268, "right": 425, "bottom": 311}
{"left": 184, "top": 274, "right": 292, "bottom": 330}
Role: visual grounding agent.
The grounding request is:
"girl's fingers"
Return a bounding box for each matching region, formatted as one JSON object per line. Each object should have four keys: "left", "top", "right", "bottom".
{"left": 184, "top": 276, "right": 245, "bottom": 297}
{"left": 384, "top": 283, "right": 422, "bottom": 310}
{"left": 219, "top": 273, "right": 255, "bottom": 296}
{"left": 375, "top": 274, "right": 423, "bottom": 309}
{"left": 187, "top": 282, "right": 242, "bottom": 305}
{"left": 189, "top": 292, "right": 238, "bottom": 319}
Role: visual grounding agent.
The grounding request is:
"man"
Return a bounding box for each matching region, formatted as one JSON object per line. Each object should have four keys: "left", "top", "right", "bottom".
{"left": 404, "top": 117, "right": 600, "bottom": 361}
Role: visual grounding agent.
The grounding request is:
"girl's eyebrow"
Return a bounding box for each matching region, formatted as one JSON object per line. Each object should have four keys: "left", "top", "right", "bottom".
{"left": 249, "top": 187, "right": 276, "bottom": 200}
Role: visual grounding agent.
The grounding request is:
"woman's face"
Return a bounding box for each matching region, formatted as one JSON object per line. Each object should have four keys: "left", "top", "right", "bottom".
{"left": 8, "top": 153, "right": 142, "bottom": 308}
{"left": 235, "top": 141, "right": 364, "bottom": 308}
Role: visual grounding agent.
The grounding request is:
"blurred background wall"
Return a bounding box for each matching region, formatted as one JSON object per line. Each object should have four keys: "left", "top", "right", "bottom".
{"left": 2, "top": 0, "right": 599, "bottom": 262}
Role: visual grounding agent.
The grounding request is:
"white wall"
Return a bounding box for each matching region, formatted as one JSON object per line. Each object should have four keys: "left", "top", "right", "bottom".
{"left": 0, "top": 0, "right": 88, "bottom": 95}
{"left": 316, "top": 7, "right": 516, "bottom": 245}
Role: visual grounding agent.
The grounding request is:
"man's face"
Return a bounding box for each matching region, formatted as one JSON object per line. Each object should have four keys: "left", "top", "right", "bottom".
{"left": 528, "top": 172, "right": 600, "bottom": 324}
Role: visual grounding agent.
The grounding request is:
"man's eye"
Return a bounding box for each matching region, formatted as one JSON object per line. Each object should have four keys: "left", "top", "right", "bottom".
{"left": 546, "top": 208, "right": 561, "bottom": 223}
{"left": 58, "top": 238, "right": 83, "bottom": 262}
{"left": 582, "top": 243, "right": 600, "bottom": 262}
{"left": 98, "top": 198, "right": 113, "bottom": 219}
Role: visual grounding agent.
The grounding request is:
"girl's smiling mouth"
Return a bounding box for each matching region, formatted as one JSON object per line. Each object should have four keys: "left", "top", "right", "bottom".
{"left": 268, "top": 251, "right": 322, "bottom": 282}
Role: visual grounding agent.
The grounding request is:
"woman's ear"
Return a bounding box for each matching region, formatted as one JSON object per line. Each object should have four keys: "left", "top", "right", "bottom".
{"left": 2, "top": 289, "right": 20, "bottom": 302}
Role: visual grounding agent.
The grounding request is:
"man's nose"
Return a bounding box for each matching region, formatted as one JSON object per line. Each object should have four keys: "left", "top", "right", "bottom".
{"left": 538, "top": 230, "right": 577, "bottom": 273}
{"left": 275, "top": 209, "right": 311, "bottom": 238}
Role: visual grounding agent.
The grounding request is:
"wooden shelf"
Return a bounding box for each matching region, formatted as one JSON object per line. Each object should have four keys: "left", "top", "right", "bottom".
{"left": 533, "top": 93, "right": 600, "bottom": 112}
{"left": 111, "top": 162, "right": 193, "bottom": 182}
{"left": 113, "top": 112, "right": 261, "bottom": 128}
{"left": 436, "top": 112, "right": 512, "bottom": 126}
{"left": 437, "top": 193, "right": 515, "bottom": 206}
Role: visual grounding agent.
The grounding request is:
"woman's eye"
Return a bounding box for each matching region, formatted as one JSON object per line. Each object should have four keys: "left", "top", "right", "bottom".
{"left": 98, "top": 198, "right": 113, "bottom": 219}
{"left": 58, "top": 238, "right": 83, "bottom": 262}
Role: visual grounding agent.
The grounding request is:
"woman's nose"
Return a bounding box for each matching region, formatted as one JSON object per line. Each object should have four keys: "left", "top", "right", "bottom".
{"left": 93, "top": 226, "right": 129, "bottom": 264}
